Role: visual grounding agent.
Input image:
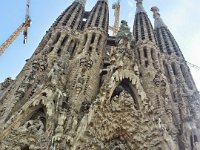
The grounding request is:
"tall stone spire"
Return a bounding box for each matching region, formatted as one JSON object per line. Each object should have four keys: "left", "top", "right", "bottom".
{"left": 151, "top": 7, "right": 200, "bottom": 150}
{"left": 75, "top": 0, "right": 86, "bottom": 6}
{"left": 135, "top": 0, "right": 146, "bottom": 14}
{"left": 133, "top": 0, "right": 155, "bottom": 42}
{"left": 151, "top": 6, "right": 167, "bottom": 29}
{"left": 51, "top": 0, "right": 85, "bottom": 30}
{"left": 1, "top": 1, "right": 200, "bottom": 150}
{"left": 85, "top": 0, "right": 109, "bottom": 31}
{"left": 151, "top": 6, "right": 181, "bottom": 55}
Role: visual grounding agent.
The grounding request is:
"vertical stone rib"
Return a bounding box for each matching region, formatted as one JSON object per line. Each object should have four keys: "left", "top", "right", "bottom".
{"left": 53, "top": 1, "right": 85, "bottom": 30}
{"left": 60, "top": 3, "right": 78, "bottom": 25}
{"left": 91, "top": 2, "right": 101, "bottom": 27}
{"left": 98, "top": 3, "right": 106, "bottom": 28}
{"left": 133, "top": 5, "right": 155, "bottom": 42}
{"left": 152, "top": 8, "right": 200, "bottom": 147}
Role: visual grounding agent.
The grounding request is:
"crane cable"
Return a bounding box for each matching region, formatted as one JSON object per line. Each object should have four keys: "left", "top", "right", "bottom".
{"left": 186, "top": 61, "right": 200, "bottom": 71}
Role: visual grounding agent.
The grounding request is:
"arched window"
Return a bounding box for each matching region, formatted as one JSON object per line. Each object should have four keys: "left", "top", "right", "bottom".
{"left": 83, "top": 34, "right": 88, "bottom": 46}
{"left": 163, "top": 61, "right": 172, "bottom": 83}
{"left": 52, "top": 32, "right": 61, "bottom": 45}
{"left": 194, "top": 135, "right": 198, "bottom": 143}
{"left": 145, "top": 60, "right": 149, "bottom": 68}
{"left": 68, "top": 41, "right": 78, "bottom": 57}
{"left": 137, "top": 48, "right": 141, "bottom": 64}
{"left": 21, "top": 145, "right": 29, "bottom": 150}
{"left": 61, "top": 35, "right": 68, "bottom": 46}
{"left": 151, "top": 48, "right": 155, "bottom": 61}
{"left": 180, "top": 64, "right": 193, "bottom": 90}
{"left": 190, "top": 135, "right": 194, "bottom": 150}
{"left": 171, "top": 62, "right": 178, "bottom": 76}
{"left": 143, "top": 47, "right": 148, "bottom": 58}
{"left": 97, "top": 35, "right": 102, "bottom": 46}
{"left": 111, "top": 79, "right": 139, "bottom": 110}
{"left": 91, "top": 33, "right": 96, "bottom": 44}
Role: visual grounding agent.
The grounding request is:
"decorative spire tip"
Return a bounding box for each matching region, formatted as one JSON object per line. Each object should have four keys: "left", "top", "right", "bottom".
{"left": 74, "top": 0, "right": 86, "bottom": 6}
{"left": 151, "top": 6, "right": 159, "bottom": 12}
{"left": 135, "top": 0, "right": 143, "bottom": 4}
{"left": 151, "top": 6, "right": 160, "bottom": 18}
{"left": 135, "top": 0, "right": 145, "bottom": 14}
{"left": 150, "top": 6, "right": 167, "bottom": 28}
{"left": 98, "top": 0, "right": 108, "bottom": 3}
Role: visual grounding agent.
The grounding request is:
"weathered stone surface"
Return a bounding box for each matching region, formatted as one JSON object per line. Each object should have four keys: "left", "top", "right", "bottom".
{"left": 0, "top": 0, "right": 199, "bottom": 150}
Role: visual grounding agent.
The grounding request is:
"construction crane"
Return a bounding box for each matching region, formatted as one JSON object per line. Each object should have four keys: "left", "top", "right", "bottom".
{"left": 187, "top": 61, "right": 200, "bottom": 71}
{"left": 109, "top": 0, "right": 120, "bottom": 36}
{"left": 0, "top": 0, "right": 31, "bottom": 56}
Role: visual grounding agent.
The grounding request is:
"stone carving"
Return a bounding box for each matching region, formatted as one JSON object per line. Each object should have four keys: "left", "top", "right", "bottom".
{"left": 111, "top": 91, "right": 136, "bottom": 112}
{"left": 80, "top": 54, "right": 93, "bottom": 71}
{"left": 116, "top": 20, "right": 132, "bottom": 45}
{"left": 108, "top": 139, "right": 131, "bottom": 150}
{"left": 15, "top": 87, "right": 26, "bottom": 100}
{"left": 21, "top": 117, "right": 45, "bottom": 134}
{"left": 0, "top": 77, "right": 13, "bottom": 90}
{"left": 157, "top": 118, "right": 178, "bottom": 149}
{"left": 32, "top": 59, "right": 41, "bottom": 71}
{"left": 48, "top": 59, "right": 64, "bottom": 86}
{"left": 15, "top": 75, "right": 33, "bottom": 100}
{"left": 75, "top": 76, "right": 85, "bottom": 94}
{"left": 153, "top": 61, "right": 160, "bottom": 70}
{"left": 31, "top": 57, "right": 48, "bottom": 72}
{"left": 0, "top": 106, "right": 6, "bottom": 117}
{"left": 153, "top": 72, "right": 161, "bottom": 87}
{"left": 53, "top": 112, "right": 66, "bottom": 143}
{"left": 0, "top": 1, "right": 200, "bottom": 149}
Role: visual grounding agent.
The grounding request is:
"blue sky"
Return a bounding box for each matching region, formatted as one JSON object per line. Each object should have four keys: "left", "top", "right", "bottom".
{"left": 0, "top": 0, "right": 200, "bottom": 90}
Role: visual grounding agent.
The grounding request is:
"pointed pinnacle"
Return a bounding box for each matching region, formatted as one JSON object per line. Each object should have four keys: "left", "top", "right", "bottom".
{"left": 135, "top": 0, "right": 143, "bottom": 4}
{"left": 98, "top": 0, "right": 108, "bottom": 3}
{"left": 74, "top": 0, "right": 86, "bottom": 7}
{"left": 135, "top": 0, "right": 146, "bottom": 14}
{"left": 151, "top": 6, "right": 167, "bottom": 29}
{"left": 151, "top": 6, "right": 160, "bottom": 19}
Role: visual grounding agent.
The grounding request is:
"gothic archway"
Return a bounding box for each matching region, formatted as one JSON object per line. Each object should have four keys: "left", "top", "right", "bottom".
{"left": 19, "top": 105, "right": 47, "bottom": 132}
{"left": 111, "top": 78, "right": 140, "bottom": 110}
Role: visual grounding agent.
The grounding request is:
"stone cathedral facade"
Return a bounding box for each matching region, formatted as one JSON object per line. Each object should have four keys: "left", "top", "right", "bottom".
{"left": 0, "top": 0, "right": 200, "bottom": 149}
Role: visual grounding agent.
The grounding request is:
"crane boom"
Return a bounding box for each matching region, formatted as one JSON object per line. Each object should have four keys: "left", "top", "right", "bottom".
{"left": 110, "top": 0, "right": 120, "bottom": 36}
{"left": 0, "top": 0, "right": 31, "bottom": 56}
{"left": 26, "top": 0, "right": 30, "bottom": 20}
{"left": 0, "top": 20, "right": 31, "bottom": 56}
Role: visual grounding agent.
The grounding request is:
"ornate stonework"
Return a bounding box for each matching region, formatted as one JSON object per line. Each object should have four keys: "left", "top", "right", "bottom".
{"left": 0, "top": 0, "right": 200, "bottom": 149}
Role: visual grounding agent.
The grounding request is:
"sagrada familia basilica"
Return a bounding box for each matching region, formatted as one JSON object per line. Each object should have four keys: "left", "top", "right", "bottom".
{"left": 0, "top": 0, "right": 200, "bottom": 149}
